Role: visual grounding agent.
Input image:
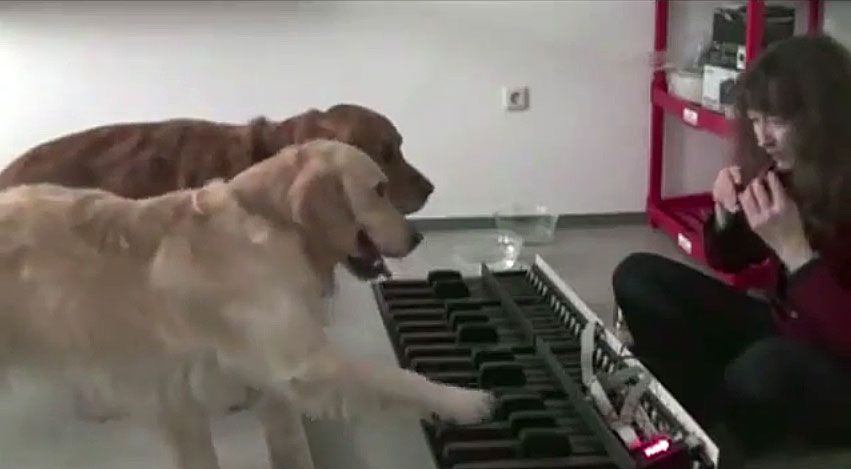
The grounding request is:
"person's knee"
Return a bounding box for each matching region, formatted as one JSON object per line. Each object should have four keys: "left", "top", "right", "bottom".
{"left": 722, "top": 337, "right": 807, "bottom": 450}
{"left": 612, "top": 252, "right": 669, "bottom": 305}
{"left": 612, "top": 252, "right": 671, "bottom": 315}
{"left": 723, "top": 337, "right": 799, "bottom": 404}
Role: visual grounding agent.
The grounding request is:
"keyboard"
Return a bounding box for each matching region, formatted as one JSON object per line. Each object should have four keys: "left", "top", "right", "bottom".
{"left": 371, "top": 255, "right": 718, "bottom": 469}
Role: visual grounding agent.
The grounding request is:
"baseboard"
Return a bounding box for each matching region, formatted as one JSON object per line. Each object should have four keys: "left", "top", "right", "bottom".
{"left": 411, "top": 212, "right": 646, "bottom": 231}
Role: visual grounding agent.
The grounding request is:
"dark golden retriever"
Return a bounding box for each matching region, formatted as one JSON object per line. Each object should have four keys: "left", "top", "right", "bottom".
{"left": 0, "top": 103, "right": 434, "bottom": 215}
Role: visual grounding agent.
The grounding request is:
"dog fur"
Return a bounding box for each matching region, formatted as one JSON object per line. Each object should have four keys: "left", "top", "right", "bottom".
{"left": 1, "top": 103, "right": 436, "bottom": 422}
{"left": 0, "top": 140, "right": 492, "bottom": 469}
{"left": 0, "top": 103, "right": 434, "bottom": 216}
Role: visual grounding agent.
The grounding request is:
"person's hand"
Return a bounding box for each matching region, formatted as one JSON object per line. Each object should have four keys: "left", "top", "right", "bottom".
{"left": 712, "top": 166, "right": 742, "bottom": 213}
{"left": 739, "top": 171, "right": 815, "bottom": 271}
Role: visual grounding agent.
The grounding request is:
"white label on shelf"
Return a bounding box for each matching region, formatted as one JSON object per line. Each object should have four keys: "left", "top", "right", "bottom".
{"left": 682, "top": 108, "right": 699, "bottom": 126}
{"left": 677, "top": 233, "right": 693, "bottom": 254}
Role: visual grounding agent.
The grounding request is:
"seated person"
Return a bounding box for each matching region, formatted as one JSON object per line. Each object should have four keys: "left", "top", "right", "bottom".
{"left": 612, "top": 34, "right": 851, "bottom": 459}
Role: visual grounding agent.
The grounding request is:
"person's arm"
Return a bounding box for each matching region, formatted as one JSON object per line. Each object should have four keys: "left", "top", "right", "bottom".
{"left": 702, "top": 206, "right": 774, "bottom": 273}
{"left": 785, "top": 231, "right": 851, "bottom": 360}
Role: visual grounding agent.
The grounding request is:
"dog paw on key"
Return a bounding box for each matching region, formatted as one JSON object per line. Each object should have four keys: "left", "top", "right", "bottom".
{"left": 432, "top": 387, "right": 497, "bottom": 425}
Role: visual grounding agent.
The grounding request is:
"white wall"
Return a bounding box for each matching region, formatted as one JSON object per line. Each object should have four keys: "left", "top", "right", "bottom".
{"left": 825, "top": 0, "right": 851, "bottom": 45}
{"left": 1, "top": 1, "right": 848, "bottom": 218}
{"left": 0, "top": 0, "right": 655, "bottom": 218}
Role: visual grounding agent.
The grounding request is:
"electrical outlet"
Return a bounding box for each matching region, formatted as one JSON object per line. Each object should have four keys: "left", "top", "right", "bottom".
{"left": 502, "top": 86, "right": 529, "bottom": 111}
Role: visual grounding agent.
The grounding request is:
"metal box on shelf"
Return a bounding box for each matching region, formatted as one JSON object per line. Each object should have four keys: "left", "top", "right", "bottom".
{"left": 702, "top": 64, "right": 740, "bottom": 114}
{"left": 712, "top": 4, "right": 795, "bottom": 48}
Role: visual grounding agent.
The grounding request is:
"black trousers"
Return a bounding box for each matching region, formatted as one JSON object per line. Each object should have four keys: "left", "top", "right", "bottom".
{"left": 612, "top": 252, "right": 851, "bottom": 453}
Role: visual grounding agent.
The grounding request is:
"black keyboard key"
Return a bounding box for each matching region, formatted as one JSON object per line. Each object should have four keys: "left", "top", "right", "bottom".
{"left": 435, "top": 422, "right": 513, "bottom": 445}
{"left": 426, "top": 371, "right": 478, "bottom": 386}
{"left": 386, "top": 299, "right": 444, "bottom": 309}
{"left": 428, "top": 270, "right": 463, "bottom": 284}
{"left": 391, "top": 308, "right": 447, "bottom": 322}
{"left": 450, "top": 313, "right": 491, "bottom": 330}
{"left": 508, "top": 411, "right": 557, "bottom": 435}
{"left": 411, "top": 356, "right": 475, "bottom": 373}
{"left": 397, "top": 321, "right": 449, "bottom": 334}
{"left": 473, "top": 349, "right": 516, "bottom": 368}
{"left": 401, "top": 332, "right": 456, "bottom": 347}
{"left": 446, "top": 300, "right": 488, "bottom": 314}
{"left": 565, "top": 435, "right": 605, "bottom": 455}
{"left": 479, "top": 362, "right": 527, "bottom": 388}
{"left": 452, "top": 455, "right": 618, "bottom": 469}
{"left": 495, "top": 395, "right": 546, "bottom": 420}
{"left": 518, "top": 428, "right": 573, "bottom": 458}
{"left": 442, "top": 440, "right": 518, "bottom": 466}
{"left": 458, "top": 324, "right": 499, "bottom": 344}
{"left": 404, "top": 345, "right": 471, "bottom": 361}
{"left": 383, "top": 288, "right": 436, "bottom": 300}
{"left": 435, "top": 280, "right": 471, "bottom": 298}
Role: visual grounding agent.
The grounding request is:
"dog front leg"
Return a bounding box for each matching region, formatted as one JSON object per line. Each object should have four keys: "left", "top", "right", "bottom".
{"left": 157, "top": 367, "right": 221, "bottom": 469}
{"left": 256, "top": 394, "right": 315, "bottom": 469}
{"left": 285, "top": 348, "right": 495, "bottom": 425}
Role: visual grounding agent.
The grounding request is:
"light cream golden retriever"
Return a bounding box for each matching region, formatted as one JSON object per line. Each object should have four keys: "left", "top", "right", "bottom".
{"left": 0, "top": 139, "right": 493, "bottom": 469}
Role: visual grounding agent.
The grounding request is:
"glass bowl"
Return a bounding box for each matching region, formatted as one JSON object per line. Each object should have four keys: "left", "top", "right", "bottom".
{"left": 494, "top": 204, "right": 557, "bottom": 245}
{"left": 452, "top": 229, "right": 524, "bottom": 270}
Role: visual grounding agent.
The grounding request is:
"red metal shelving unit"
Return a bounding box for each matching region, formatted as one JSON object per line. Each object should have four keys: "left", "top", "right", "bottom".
{"left": 647, "top": 0, "right": 823, "bottom": 289}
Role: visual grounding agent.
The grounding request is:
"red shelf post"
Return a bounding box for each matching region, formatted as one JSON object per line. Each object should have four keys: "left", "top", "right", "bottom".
{"left": 809, "top": 0, "right": 824, "bottom": 34}
{"left": 648, "top": 0, "right": 669, "bottom": 209}
{"left": 646, "top": 0, "right": 824, "bottom": 290}
{"left": 745, "top": 0, "right": 765, "bottom": 63}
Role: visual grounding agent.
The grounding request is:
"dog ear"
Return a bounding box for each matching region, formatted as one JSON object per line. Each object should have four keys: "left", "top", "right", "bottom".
{"left": 293, "top": 111, "right": 352, "bottom": 144}
{"left": 289, "top": 164, "right": 353, "bottom": 230}
{"left": 250, "top": 111, "right": 352, "bottom": 162}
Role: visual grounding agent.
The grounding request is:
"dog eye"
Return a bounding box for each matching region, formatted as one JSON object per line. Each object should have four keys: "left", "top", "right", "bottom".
{"left": 375, "top": 182, "right": 386, "bottom": 197}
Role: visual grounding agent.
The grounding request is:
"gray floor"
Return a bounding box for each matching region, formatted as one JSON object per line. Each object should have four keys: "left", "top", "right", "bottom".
{"left": 415, "top": 222, "right": 698, "bottom": 328}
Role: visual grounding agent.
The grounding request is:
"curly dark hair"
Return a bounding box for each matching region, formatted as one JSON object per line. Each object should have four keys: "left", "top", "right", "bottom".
{"left": 734, "top": 34, "right": 851, "bottom": 243}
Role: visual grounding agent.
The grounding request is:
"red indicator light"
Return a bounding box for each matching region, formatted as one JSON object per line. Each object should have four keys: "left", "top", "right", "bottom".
{"left": 642, "top": 437, "right": 671, "bottom": 458}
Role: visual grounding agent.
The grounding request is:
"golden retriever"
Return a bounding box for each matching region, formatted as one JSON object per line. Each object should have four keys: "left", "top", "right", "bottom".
{"left": 0, "top": 139, "right": 493, "bottom": 469}
{"left": 0, "top": 103, "right": 435, "bottom": 217}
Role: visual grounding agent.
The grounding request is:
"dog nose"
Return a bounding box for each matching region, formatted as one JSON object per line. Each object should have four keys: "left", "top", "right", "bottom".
{"left": 413, "top": 173, "right": 434, "bottom": 196}
{"left": 409, "top": 231, "right": 424, "bottom": 249}
{"left": 422, "top": 179, "right": 435, "bottom": 196}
